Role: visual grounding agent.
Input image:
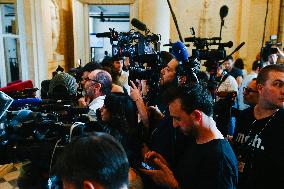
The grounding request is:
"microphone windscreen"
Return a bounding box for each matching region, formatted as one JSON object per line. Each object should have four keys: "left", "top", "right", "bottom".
{"left": 172, "top": 41, "right": 189, "bottom": 62}
{"left": 131, "top": 18, "right": 147, "bottom": 31}
{"left": 48, "top": 73, "right": 77, "bottom": 99}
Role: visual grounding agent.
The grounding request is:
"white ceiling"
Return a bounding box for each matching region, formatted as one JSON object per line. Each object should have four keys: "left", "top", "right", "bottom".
{"left": 89, "top": 5, "right": 130, "bottom": 15}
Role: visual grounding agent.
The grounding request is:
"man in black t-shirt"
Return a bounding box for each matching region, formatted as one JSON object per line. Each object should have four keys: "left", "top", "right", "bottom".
{"left": 223, "top": 56, "right": 243, "bottom": 88}
{"left": 141, "top": 84, "right": 238, "bottom": 189}
{"left": 233, "top": 64, "right": 284, "bottom": 189}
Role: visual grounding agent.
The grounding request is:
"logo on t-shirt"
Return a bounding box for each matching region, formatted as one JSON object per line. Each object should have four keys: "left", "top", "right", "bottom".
{"left": 236, "top": 133, "right": 265, "bottom": 150}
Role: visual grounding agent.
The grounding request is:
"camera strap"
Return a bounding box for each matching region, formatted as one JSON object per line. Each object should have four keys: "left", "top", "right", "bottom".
{"left": 217, "top": 73, "right": 229, "bottom": 89}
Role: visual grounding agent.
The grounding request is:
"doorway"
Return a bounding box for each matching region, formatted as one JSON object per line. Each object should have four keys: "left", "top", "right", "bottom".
{"left": 0, "top": 3, "right": 21, "bottom": 87}
{"left": 89, "top": 5, "right": 130, "bottom": 62}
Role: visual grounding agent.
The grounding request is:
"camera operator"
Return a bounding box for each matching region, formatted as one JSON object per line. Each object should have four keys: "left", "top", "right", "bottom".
{"left": 142, "top": 42, "right": 195, "bottom": 175}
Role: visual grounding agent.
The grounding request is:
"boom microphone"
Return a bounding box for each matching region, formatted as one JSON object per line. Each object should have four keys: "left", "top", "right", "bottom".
{"left": 220, "top": 5, "right": 229, "bottom": 19}
{"left": 131, "top": 18, "right": 147, "bottom": 31}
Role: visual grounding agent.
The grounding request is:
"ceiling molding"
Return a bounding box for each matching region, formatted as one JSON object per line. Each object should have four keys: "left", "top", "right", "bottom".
{"left": 78, "top": 0, "right": 134, "bottom": 4}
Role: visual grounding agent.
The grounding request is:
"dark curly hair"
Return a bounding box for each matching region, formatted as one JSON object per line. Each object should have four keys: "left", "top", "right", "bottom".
{"left": 165, "top": 84, "right": 213, "bottom": 116}
{"left": 54, "top": 132, "right": 129, "bottom": 189}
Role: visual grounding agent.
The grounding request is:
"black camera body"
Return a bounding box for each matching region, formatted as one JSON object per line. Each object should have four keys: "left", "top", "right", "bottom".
{"left": 261, "top": 35, "right": 282, "bottom": 62}
{"left": 97, "top": 28, "right": 162, "bottom": 81}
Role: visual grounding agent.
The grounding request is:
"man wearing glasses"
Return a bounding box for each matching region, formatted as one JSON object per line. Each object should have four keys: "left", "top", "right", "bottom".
{"left": 84, "top": 69, "right": 112, "bottom": 121}
{"left": 233, "top": 64, "right": 284, "bottom": 189}
{"left": 243, "top": 79, "right": 259, "bottom": 107}
{"left": 78, "top": 62, "right": 102, "bottom": 108}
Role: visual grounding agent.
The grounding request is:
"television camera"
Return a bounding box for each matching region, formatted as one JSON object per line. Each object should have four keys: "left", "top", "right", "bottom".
{"left": 261, "top": 34, "right": 282, "bottom": 63}
{"left": 184, "top": 27, "right": 233, "bottom": 72}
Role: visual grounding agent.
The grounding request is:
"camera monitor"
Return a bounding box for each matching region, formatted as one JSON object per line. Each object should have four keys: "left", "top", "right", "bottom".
{"left": 0, "top": 91, "right": 13, "bottom": 120}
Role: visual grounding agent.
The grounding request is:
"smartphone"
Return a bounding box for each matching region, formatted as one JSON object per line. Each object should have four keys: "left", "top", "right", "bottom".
{"left": 141, "top": 162, "right": 155, "bottom": 170}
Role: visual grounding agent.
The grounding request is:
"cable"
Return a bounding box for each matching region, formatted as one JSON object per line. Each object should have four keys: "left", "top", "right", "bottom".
{"left": 261, "top": 0, "right": 270, "bottom": 48}
{"left": 47, "top": 139, "right": 62, "bottom": 189}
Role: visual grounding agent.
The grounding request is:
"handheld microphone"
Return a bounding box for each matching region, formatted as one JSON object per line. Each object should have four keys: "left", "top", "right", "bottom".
{"left": 131, "top": 18, "right": 147, "bottom": 31}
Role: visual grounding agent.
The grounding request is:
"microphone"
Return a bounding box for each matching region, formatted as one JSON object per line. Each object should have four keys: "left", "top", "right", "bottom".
{"left": 171, "top": 41, "right": 189, "bottom": 62}
{"left": 220, "top": 5, "right": 229, "bottom": 19}
{"left": 131, "top": 18, "right": 147, "bottom": 31}
{"left": 96, "top": 32, "right": 112, "bottom": 38}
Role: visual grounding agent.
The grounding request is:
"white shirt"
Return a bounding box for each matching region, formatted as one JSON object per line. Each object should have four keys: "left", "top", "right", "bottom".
{"left": 88, "top": 95, "right": 105, "bottom": 121}
{"left": 237, "top": 72, "right": 257, "bottom": 110}
{"left": 117, "top": 70, "right": 130, "bottom": 95}
{"left": 217, "top": 75, "right": 238, "bottom": 101}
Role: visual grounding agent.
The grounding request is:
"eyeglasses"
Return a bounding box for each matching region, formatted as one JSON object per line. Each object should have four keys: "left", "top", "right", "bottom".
{"left": 83, "top": 77, "right": 100, "bottom": 83}
{"left": 243, "top": 87, "right": 258, "bottom": 94}
{"left": 82, "top": 77, "right": 91, "bottom": 81}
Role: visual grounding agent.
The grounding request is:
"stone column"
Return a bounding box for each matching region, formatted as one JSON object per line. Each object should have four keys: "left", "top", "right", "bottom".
{"left": 140, "top": 0, "right": 170, "bottom": 51}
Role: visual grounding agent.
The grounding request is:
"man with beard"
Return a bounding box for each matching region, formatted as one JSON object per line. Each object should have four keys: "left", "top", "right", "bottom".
{"left": 136, "top": 42, "right": 194, "bottom": 189}
{"left": 141, "top": 84, "right": 238, "bottom": 189}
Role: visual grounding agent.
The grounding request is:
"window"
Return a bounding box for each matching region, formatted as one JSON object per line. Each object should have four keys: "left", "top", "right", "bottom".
{"left": 0, "top": 3, "right": 21, "bottom": 87}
